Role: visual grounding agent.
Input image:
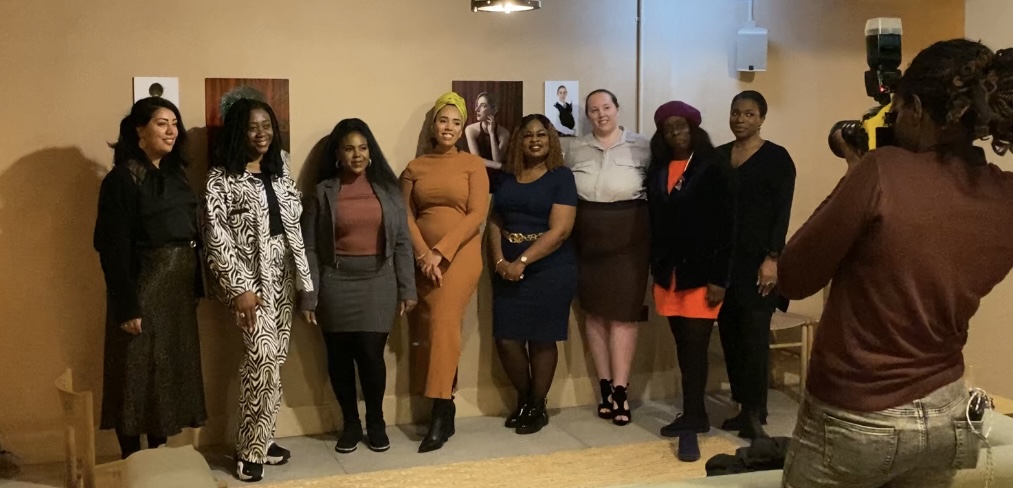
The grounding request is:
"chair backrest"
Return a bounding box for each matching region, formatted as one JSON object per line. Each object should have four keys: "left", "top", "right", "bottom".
{"left": 55, "top": 369, "right": 96, "bottom": 488}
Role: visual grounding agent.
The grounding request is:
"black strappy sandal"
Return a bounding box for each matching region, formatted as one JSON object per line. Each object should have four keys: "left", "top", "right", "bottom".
{"left": 597, "top": 379, "right": 615, "bottom": 419}
{"left": 612, "top": 385, "right": 632, "bottom": 426}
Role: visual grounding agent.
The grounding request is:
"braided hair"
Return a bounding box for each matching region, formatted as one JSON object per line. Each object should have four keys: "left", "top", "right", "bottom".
{"left": 896, "top": 39, "right": 1013, "bottom": 155}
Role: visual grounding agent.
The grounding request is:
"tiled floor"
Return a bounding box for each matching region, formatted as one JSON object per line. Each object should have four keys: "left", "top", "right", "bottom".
{"left": 0, "top": 389, "right": 800, "bottom": 487}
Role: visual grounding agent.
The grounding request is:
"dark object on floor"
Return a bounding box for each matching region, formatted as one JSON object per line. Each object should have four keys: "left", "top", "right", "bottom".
{"left": 677, "top": 434, "right": 701, "bottom": 462}
{"left": 705, "top": 436, "right": 790, "bottom": 476}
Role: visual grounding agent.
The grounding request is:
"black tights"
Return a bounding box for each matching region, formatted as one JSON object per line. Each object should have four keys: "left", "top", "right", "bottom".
{"left": 323, "top": 332, "right": 389, "bottom": 426}
{"left": 116, "top": 430, "right": 167, "bottom": 460}
{"left": 668, "top": 316, "right": 714, "bottom": 418}
{"left": 495, "top": 340, "right": 558, "bottom": 403}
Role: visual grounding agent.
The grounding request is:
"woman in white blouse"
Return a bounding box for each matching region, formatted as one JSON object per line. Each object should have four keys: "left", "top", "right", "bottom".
{"left": 564, "top": 89, "right": 651, "bottom": 426}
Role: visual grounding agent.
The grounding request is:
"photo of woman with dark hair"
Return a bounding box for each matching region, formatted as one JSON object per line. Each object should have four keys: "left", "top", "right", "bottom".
{"left": 465, "top": 91, "right": 511, "bottom": 168}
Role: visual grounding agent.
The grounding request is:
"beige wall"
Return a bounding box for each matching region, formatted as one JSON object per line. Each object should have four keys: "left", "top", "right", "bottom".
{"left": 963, "top": 0, "right": 1013, "bottom": 400}
{"left": 0, "top": 0, "right": 965, "bottom": 463}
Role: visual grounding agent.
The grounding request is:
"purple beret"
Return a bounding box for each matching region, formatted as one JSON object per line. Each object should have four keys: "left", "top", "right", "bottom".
{"left": 654, "top": 101, "right": 702, "bottom": 128}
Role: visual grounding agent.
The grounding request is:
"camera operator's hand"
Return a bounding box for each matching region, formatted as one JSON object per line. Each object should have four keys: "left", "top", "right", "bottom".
{"left": 832, "top": 129, "right": 864, "bottom": 169}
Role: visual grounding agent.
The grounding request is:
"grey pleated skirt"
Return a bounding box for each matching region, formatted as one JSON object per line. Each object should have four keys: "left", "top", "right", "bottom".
{"left": 315, "top": 254, "right": 399, "bottom": 333}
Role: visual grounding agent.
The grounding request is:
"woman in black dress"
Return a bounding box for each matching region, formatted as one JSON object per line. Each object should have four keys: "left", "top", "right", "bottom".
{"left": 487, "top": 114, "right": 578, "bottom": 435}
{"left": 94, "top": 97, "right": 206, "bottom": 459}
{"left": 716, "top": 90, "right": 796, "bottom": 440}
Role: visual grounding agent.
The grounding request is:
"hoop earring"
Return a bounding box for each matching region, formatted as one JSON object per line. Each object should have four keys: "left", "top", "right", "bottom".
{"left": 368, "top": 158, "right": 372, "bottom": 167}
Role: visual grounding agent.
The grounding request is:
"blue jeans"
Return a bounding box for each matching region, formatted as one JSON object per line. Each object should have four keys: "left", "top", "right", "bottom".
{"left": 782, "top": 379, "right": 981, "bottom": 487}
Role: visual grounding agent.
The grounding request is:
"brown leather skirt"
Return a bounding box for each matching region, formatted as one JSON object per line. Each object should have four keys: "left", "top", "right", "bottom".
{"left": 573, "top": 200, "right": 650, "bottom": 322}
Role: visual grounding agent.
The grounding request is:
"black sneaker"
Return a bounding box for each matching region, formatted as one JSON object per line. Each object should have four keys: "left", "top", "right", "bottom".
{"left": 335, "top": 422, "right": 363, "bottom": 453}
{"left": 659, "top": 414, "right": 710, "bottom": 438}
{"left": 265, "top": 442, "right": 290, "bottom": 465}
{"left": 236, "top": 459, "right": 263, "bottom": 483}
{"left": 366, "top": 424, "right": 390, "bottom": 452}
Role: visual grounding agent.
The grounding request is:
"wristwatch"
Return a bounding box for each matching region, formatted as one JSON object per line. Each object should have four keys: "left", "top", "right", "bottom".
{"left": 519, "top": 255, "right": 529, "bottom": 265}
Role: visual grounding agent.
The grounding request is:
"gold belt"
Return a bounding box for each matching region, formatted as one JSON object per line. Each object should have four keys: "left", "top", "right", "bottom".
{"left": 504, "top": 231, "right": 544, "bottom": 244}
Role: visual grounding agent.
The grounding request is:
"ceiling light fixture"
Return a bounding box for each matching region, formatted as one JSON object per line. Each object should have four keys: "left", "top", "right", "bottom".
{"left": 471, "top": 0, "right": 541, "bottom": 13}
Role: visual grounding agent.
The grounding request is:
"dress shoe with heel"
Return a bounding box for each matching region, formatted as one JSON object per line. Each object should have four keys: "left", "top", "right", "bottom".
{"left": 611, "top": 385, "right": 632, "bottom": 426}
{"left": 598, "top": 379, "right": 615, "bottom": 419}
{"left": 418, "top": 398, "right": 455, "bottom": 453}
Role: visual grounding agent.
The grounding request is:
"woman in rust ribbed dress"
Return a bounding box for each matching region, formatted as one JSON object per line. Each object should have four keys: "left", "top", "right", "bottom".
{"left": 400, "top": 92, "right": 489, "bottom": 453}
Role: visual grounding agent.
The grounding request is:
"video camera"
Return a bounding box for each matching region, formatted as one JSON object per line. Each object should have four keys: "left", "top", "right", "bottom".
{"left": 828, "top": 18, "right": 903, "bottom": 158}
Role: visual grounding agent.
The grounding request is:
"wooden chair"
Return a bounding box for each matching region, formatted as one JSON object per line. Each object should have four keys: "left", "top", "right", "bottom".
{"left": 769, "top": 311, "right": 818, "bottom": 396}
{"left": 55, "top": 368, "right": 124, "bottom": 488}
{"left": 768, "top": 286, "right": 828, "bottom": 397}
{"left": 55, "top": 369, "right": 226, "bottom": 488}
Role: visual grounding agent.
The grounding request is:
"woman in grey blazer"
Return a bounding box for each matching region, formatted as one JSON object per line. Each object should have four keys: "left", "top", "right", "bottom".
{"left": 300, "top": 118, "right": 417, "bottom": 455}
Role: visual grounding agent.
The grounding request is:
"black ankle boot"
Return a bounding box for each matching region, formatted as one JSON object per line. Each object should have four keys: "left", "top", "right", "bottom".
{"left": 505, "top": 394, "right": 530, "bottom": 428}
{"left": 516, "top": 397, "right": 548, "bottom": 435}
{"left": 418, "top": 398, "right": 455, "bottom": 453}
{"left": 738, "top": 408, "right": 770, "bottom": 440}
{"left": 721, "top": 408, "right": 768, "bottom": 431}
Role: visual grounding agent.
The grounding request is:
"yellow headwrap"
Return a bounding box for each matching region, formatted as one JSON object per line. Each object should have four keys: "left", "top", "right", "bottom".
{"left": 432, "top": 91, "right": 468, "bottom": 122}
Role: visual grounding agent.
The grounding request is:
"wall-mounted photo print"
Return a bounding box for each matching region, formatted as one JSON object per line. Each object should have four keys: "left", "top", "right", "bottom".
{"left": 133, "top": 77, "right": 180, "bottom": 107}
{"left": 451, "top": 80, "right": 523, "bottom": 170}
{"left": 545, "top": 81, "right": 579, "bottom": 137}
{"left": 204, "top": 78, "right": 290, "bottom": 162}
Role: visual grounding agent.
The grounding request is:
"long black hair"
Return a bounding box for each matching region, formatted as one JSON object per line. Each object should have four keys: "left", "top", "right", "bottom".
{"left": 110, "top": 97, "right": 188, "bottom": 169}
{"left": 212, "top": 98, "right": 285, "bottom": 176}
{"left": 648, "top": 123, "right": 715, "bottom": 177}
{"left": 318, "top": 118, "right": 398, "bottom": 191}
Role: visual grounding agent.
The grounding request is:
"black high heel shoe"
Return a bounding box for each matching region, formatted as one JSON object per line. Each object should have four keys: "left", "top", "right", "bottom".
{"left": 598, "top": 379, "right": 615, "bottom": 419}
{"left": 611, "top": 385, "right": 632, "bottom": 426}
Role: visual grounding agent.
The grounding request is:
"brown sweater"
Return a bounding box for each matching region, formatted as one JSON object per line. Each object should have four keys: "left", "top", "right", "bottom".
{"left": 334, "top": 174, "right": 384, "bottom": 256}
{"left": 779, "top": 146, "right": 1013, "bottom": 412}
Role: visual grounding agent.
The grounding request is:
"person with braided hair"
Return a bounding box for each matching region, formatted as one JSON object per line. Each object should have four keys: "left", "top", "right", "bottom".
{"left": 777, "top": 39, "right": 1013, "bottom": 487}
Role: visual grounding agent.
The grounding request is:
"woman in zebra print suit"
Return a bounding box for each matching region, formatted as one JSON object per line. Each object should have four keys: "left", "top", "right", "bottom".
{"left": 202, "top": 98, "right": 313, "bottom": 483}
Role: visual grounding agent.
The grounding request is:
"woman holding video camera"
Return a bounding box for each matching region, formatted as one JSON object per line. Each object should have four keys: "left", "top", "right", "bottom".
{"left": 779, "top": 39, "right": 1013, "bottom": 487}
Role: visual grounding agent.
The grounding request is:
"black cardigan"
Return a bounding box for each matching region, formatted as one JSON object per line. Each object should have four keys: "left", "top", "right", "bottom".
{"left": 647, "top": 153, "right": 735, "bottom": 291}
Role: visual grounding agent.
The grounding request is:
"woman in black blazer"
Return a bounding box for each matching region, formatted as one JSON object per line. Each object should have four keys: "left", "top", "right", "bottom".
{"left": 300, "top": 118, "right": 417, "bottom": 454}
{"left": 645, "top": 101, "right": 733, "bottom": 460}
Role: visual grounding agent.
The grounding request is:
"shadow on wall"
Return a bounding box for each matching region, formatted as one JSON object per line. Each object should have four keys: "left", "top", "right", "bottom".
{"left": 0, "top": 147, "right": 106, "bottom": 437}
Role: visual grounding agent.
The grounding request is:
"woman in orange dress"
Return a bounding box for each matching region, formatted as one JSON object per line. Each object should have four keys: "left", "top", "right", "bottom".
{"left": 645, "top": 101, "right": 733, "bottom": 461}
{"left": 400, "top": 92, "right": 490, "bottom": 453}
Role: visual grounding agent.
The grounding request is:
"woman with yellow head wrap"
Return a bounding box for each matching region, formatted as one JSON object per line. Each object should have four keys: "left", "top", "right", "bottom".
{"left": 400, "top": 92, "right": 489, "bottom": 453}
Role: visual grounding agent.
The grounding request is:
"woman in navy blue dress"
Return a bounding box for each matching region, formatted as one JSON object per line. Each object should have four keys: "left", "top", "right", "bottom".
{"left": 487, "top": 114, "right": 578, "bottom": 435}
